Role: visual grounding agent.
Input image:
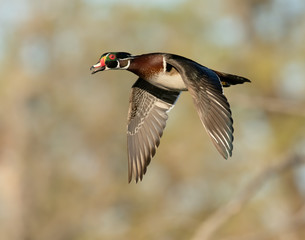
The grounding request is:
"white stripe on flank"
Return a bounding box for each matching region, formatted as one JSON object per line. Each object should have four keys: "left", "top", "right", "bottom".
{"left": 162, "top": 56, "right": 166, "bottom": 73}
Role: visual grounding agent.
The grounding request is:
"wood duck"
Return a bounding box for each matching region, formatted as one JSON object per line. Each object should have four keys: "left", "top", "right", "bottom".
{"left": 90, "top": 52, "right": 250, "bottom": 182}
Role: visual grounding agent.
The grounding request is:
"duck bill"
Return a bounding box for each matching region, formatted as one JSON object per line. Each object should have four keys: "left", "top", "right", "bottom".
{"left": 90, "top": 65, "right": 105, "bottom": 74}
{"left": 90, "top": 56, "right": 106, "bottom": 74}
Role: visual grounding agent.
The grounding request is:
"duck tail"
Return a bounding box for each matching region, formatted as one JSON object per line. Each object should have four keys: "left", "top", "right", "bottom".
{"left": 213, "top": 70, "right": 251, "bottom": 88}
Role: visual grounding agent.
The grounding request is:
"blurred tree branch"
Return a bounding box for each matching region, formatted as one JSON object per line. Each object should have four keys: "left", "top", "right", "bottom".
{"left": 191, "top": 153, "right": 305, "bottom": 240}
{"left": 221, "top": 203, "right": 305, "bottom": 240}
{"left": 231, "top": 94, "right": 305, "bottom": 117}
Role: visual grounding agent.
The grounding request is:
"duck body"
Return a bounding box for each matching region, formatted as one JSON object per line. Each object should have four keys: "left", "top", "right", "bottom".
{"left": 128, "top": 53, "right": 187, "bottom": 91}
{"left": 90, "top": 52, "right": 250, "bottom": 182}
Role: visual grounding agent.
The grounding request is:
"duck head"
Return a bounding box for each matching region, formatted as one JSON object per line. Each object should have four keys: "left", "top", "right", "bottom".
{"left": 90, "top": 52, "right": 132, "bottom": 74}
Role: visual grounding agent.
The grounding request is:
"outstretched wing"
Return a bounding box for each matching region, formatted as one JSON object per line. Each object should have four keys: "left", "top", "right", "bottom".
{"left": 166, "top": 55, "right": 234, "bottom": 159}
{"left": 127, "top": 78, "right": 180, "bottom": 182}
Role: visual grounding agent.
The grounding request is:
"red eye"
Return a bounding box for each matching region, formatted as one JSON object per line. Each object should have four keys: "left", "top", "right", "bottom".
{"left": 109, "top": 54, "right": 116, "bottom": 60}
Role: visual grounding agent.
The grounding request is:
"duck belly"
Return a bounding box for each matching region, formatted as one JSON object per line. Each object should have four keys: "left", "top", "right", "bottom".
{"left": 148, "top": 73, "right": 187, "bottom": 91}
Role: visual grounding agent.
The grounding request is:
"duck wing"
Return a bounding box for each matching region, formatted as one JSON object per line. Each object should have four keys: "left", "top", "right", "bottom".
{"left": 166, "top": 55, "right": 233, "bottom": 159}
{"left": 127, "top": 78, "right": 180, "bottom": 182}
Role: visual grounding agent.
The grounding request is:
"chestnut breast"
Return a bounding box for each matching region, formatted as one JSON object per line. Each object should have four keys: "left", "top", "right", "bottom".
{"left": 128, "top": 54, "right": 164, "bottom": 79}
{"left": 128, "top": 54, "right": 187, "bottom": 91}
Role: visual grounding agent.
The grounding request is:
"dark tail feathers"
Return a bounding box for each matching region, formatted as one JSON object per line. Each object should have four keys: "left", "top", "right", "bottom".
{"left": 213, "top": 70, "right": 251, "bottom": 87}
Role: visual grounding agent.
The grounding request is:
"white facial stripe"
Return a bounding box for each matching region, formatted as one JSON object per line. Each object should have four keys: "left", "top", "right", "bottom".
{"left": 120, "top": 56, "right": 134, "bottom": 61}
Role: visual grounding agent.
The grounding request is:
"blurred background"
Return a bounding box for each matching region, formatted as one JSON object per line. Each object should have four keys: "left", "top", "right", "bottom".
{"left": 1, "top": 0, "right": 305, "bottom": 239}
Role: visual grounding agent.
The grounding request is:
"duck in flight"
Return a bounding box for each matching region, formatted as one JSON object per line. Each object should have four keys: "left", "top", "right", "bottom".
{"left": 90, "top": 52, "right": 250, "bottom": 182}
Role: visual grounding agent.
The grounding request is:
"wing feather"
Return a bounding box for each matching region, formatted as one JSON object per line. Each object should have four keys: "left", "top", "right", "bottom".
{"left": 127, "top": 78, "right": 180, "bottom": 182}
{"left": 166, "top": 55, "right": 234, "bottom": 159}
